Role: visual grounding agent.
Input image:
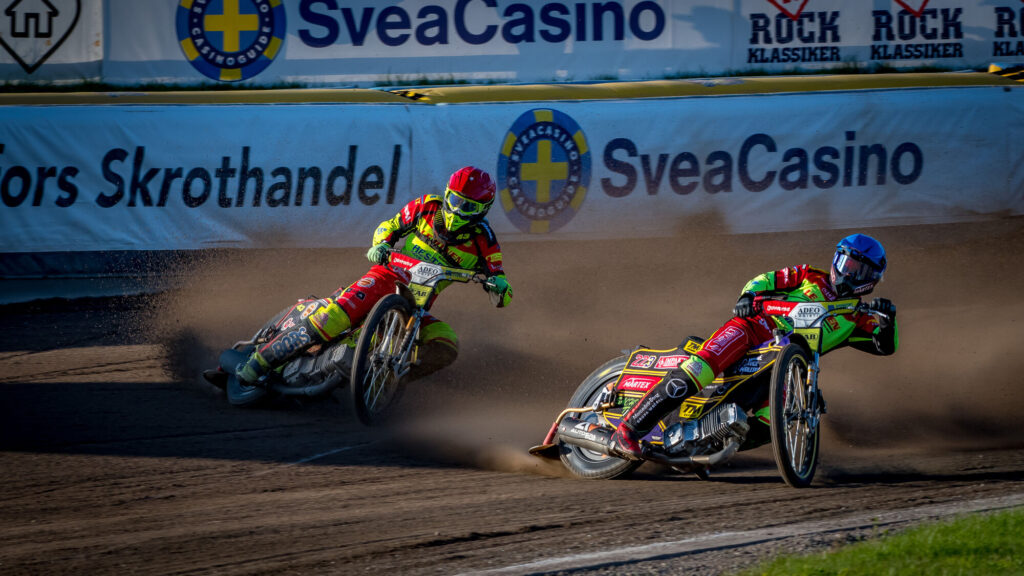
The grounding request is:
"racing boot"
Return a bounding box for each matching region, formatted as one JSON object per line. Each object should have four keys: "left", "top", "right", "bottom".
{"left": 405, "top": 319, "right": 459, "bottom": 382}
{"left": 608, "top": 357, "right": 711, "bottom": 460}
{"left": 237, "top": 299, "right": 351, "bottom": 387}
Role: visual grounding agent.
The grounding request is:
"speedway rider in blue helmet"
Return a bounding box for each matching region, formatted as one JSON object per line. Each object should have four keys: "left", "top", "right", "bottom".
{"left": 609, "top": 233, "right": 899, "bottom": 460}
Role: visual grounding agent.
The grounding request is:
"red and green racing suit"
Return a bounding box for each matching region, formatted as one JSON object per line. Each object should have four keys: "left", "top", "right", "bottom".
{"left": 242, "top": 194, "right": 510, "bottom": 383}
{"left": 676, "top": 265, "right": 898, "bottom": 424}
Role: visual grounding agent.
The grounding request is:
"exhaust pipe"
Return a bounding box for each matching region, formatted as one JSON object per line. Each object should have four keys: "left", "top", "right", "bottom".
{"left": 556, "top": 416, "right": 617, "bottom": 455}
{"left": 270, "top": 372, "right": 344, "bottom": 398}
{"left": 557, "top": 415, "right": 743, "bottom": 469}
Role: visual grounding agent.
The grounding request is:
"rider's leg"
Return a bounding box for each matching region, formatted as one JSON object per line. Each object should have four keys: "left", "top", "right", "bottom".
{"left": 237, "top": 298, "right": 351, "bottom": 385}
{"left": 330, "top": 265, "right": 403, "bottom": 326}
{"left": 692, "top": 315, "right": 775, "bottom": 375}
{"left": 608, "top": 315, "right": 774, "bottom": 459}
{"left": 237, "top": 265, "right": 399, "bottom": 385}
{"left": 608, "top": 358, "right": 712, "bottom": 459}
{"left": 406, "top": 315, "right": 458, "bottom": 381}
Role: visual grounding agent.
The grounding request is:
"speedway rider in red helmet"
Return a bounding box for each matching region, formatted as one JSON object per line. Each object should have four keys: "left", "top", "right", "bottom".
{"left": 610, "top": 233, "right": 899, "bottom": 460}
{"left": 236, "top": 166, "right": 512, "bottom": 387}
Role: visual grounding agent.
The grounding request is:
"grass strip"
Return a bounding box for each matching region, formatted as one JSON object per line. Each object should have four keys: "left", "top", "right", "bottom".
{"left": 738, "top": 507, "right": 1024, "bottom": 576}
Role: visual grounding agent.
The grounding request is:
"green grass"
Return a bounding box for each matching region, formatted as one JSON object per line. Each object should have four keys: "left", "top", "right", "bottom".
{"left": 738, "top": 507, "right": 1024, "bottom": 576}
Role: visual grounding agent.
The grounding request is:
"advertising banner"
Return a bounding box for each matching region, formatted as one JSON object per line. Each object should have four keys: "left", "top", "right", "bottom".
{"left": 5, "top": 0, "right": 1017, "bottom": 87}
{"left": 2, "top": 85, "right": 1022, "bottom": 254}
{"left": 0, "top": 0, "right": 102, "bottom": 82}
{"left": 412, "top": 86, "right": 1024, "bottom": 242}
{"left": 0, "top": 103, "right": 413, "bottom": 252}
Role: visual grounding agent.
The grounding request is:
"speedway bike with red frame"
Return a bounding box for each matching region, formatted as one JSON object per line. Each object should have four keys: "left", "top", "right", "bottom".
{"left": 206, "top": 251, "right": 494, "bottom": 426}
{"left": 530, "top": 296, "right": 890, "bottom": 487}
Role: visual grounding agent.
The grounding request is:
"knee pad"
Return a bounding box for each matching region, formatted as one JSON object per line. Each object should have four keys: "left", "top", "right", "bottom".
{"left": 679, "top": 355, "right": 714, "bottom": 390}
{"left": 305, "top": 299, "right": 351, "bottom": 342}
{"left": 409, "top": 321, "right": 459, "bottom": 379}
{"left": 420, "top": 320, "right": 459, "bottom": 353}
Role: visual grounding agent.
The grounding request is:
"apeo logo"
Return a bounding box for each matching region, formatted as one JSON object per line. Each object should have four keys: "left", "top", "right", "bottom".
{"left": 177, "top": 0, "right": 287, "bottom": 82}
{"left": 497, "top": 108, "right": 592, "bottom": 234}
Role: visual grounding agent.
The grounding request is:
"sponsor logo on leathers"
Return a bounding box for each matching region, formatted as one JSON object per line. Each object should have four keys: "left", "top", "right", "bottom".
{"left": 655, "top": 354, "right": 688, "bottom": 369}
{"left": 619, "top": 375, "right": 659, "bottom": 391}
{"left": 705, "top": 325, "right": 745, "bottom": 355}
{"left": 665, "top": 377, "right": 689, "bottom": 398}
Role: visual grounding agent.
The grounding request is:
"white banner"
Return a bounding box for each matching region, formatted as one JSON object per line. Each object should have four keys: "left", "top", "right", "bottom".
{"left": 71, "top": 0, "right": 1024, "bottom": 86}
{"left": 2, "top": 85, "right": 1022, "bottom": 254}
{"left": 0, "top": 0, "right": 102, "bottom": 82}
{"left": 0, "top": 104, "right": 413, "bottom": 252}
{"left": 413, "top": 86, "right": 1024, "bottom": 241}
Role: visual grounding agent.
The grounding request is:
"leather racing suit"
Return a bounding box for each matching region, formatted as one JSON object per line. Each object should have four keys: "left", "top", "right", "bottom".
{"left": 238, "top": 193, "right": 511, "bottom": 384}
{"left": 675, "top": 264, "right": 899, "bottom": 424}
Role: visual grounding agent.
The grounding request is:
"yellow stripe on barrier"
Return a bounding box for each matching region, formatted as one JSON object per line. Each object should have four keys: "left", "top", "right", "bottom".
{"left": 989, "top": 63, "right": 1024, "bottom": 82}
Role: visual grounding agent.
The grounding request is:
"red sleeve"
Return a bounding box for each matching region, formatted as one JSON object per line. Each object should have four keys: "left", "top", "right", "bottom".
{"left": 473, "top": 221, "right": 505, "bottom": 276}
{"left": 774, "top": 265, "right": 816, "bottom": 291}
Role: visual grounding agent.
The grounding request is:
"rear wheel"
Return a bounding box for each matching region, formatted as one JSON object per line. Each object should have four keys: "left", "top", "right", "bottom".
{"left": 769, "top": 344, "right": 819, "bottom": 488}
{"left": 350, "top": 295, "right": 413, "bottom": 426}
{"left": 559, "top": 355, "right": 642, "bottom": 480}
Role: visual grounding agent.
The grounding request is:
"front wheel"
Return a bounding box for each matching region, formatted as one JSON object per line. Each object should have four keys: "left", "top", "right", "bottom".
{"left": 350, "top": 294, "right": 413, "bottom": 426}
{"left": 559, "top": 355, "right": 642, "bottom": 480}
{"left": 769, "top": 343, "right": 819, "bottom": 488}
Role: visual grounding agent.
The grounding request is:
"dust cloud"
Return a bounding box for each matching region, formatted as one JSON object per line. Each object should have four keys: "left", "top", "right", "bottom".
{"left": 156, "top": 217, "right": 1024, "bottom": 473}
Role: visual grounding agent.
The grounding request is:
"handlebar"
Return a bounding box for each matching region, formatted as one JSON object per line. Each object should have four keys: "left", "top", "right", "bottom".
{"left": 755, "top": 296, "right": 890, "bottom": 326}
{"left": 382, "top": 249, "right": 494, "bottom": 287}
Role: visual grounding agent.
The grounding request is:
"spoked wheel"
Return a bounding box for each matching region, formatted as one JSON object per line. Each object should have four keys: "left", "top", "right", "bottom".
{"left": 350, "top": 294, "right": 413, "bottom": 426}
{"left": 559, "top": 355, "right": 642, "bottom": 480}
{"left": 769, "top": 343, "right": 820, "bottom": 488}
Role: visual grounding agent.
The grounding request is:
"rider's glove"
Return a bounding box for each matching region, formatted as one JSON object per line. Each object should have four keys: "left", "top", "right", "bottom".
{"left": 485, "top": 275, "right": 512, "bottom": 308}
{"left": 869, "top": 298, "right": 896, "bottom": 329}
{"left": 366, "top": 243, "right": 391, "bottom": 265}
{"left": 733, "top": 291, "right": 756, "bottom": 318}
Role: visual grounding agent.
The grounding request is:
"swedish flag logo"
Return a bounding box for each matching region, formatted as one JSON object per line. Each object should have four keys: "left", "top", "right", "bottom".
{"left": 176, "top": 0, "right": 286, "bottom": 82}
{"left": 496, "top": 109, "right": 592, "bottom": 234}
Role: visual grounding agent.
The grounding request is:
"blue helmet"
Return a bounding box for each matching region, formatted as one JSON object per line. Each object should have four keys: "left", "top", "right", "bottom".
{"left": 831, "top": 234, "right": 886, "bottom": 297}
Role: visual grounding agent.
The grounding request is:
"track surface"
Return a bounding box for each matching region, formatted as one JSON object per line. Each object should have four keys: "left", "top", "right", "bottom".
{"left": 3, "top": 220, "right": 1024, "bottom": 575}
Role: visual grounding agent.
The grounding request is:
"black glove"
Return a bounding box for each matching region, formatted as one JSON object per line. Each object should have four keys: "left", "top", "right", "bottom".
{"left": 869, "top": 297, "right": 896, "bottom": 329}
{"left": 733, "top": 292, "right": 756, "bottom": 318}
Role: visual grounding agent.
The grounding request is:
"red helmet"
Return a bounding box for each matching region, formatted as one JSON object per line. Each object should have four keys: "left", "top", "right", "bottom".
{"left": 442, "top": 166, "right": 496, "bottom": 233}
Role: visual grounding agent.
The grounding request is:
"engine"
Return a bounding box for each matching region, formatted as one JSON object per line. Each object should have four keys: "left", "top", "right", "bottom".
{"left": 662, "top": 402, "right": 749, "bottom": 456}
{"left": 281, "top": 342, "right": 353, "bottom": 387}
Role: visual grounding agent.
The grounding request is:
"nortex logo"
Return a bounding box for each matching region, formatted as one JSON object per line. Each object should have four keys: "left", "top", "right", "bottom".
{"left": 619, "top": 376, "right": 658, "bottom": 392}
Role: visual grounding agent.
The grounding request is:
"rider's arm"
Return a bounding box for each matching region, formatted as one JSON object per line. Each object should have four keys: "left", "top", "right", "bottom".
{"left": 847, "top": 312, "right": 899, "bottom": 356}
{"left": 371, "top": 195, "right": 437, "bottom": 246}
{"left": 473, "top": 221, "right": 512, "bottom": 308}
{"left": 739, "top": 265, "right": 821, "bottom": 296}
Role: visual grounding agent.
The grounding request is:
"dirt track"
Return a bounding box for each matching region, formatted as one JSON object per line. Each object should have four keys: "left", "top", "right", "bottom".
{"left": 2, "top": 218, "right": 1024, "bottom": 575}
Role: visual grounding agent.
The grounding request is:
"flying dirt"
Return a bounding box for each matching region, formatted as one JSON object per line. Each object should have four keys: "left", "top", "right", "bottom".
{"left": 1, "top": 218, "right": 1023, "bottom": 575}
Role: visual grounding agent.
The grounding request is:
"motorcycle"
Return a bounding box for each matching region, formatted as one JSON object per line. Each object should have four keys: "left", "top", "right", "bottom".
{"left": 203, "top": 251, "right": 494, "bottom": 426}
{"left": 529, "top": 297, "right": 889, "bottom": 487}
